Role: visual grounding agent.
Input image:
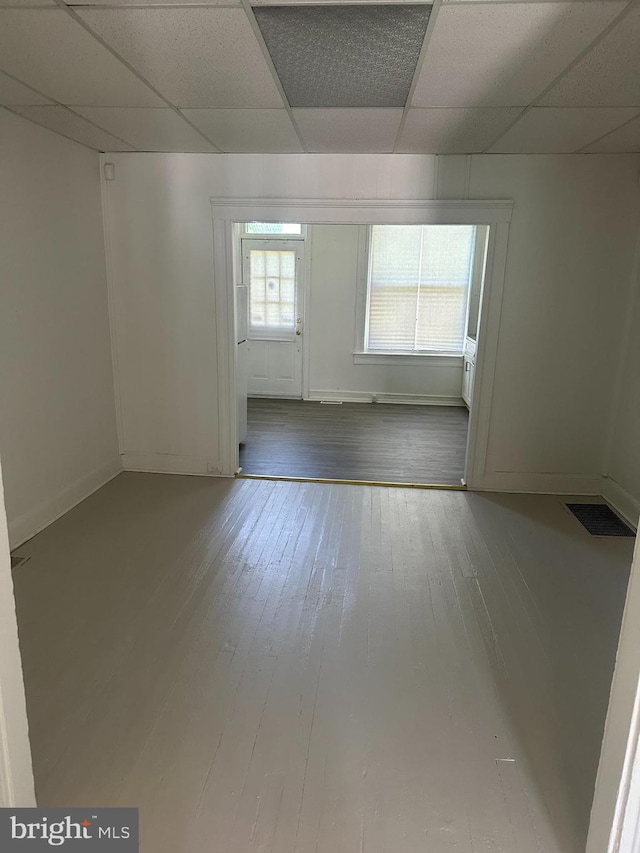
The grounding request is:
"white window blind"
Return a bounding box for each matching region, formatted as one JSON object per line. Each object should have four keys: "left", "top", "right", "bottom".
{"left": 366, "top": 225, "right": 477, "bottom": 354}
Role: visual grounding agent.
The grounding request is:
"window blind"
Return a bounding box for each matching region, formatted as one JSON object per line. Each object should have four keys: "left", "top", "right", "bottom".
{"left": 366, "top": 225, "right": 476, "bottom": 354}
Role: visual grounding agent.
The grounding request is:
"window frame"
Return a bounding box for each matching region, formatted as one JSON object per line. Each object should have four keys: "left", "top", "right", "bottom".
{"left": 241, "top": 237, "right": 304, "bottom": 342}
{"left": 354, "top": 224, "right": 479, "bottom": 364}
{"left": 241, "top": 223, "right": 307, "bottom": 240}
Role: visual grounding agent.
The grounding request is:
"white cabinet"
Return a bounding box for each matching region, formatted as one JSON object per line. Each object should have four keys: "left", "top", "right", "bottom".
{"left": 461, "top": 337, "right": 476, "bottom": 409}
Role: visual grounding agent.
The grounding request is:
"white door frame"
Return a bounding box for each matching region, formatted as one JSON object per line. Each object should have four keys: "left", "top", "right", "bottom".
{"left": 587, "top": 534, "right": 640, "bottom": 853}
{"left": 211, "top": 197, "right": 514, "bottom": 482}
{"left": 0, "top": 458, "right": 36, "bottom": 807}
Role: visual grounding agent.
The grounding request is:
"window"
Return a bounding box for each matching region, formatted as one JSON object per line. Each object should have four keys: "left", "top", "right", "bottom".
{"left": 244, "top": 222, "right": 302, "bottom": 236}
{"left": 365, "top": 225, "right": 477, "bottom": 355}
{"left": 245, "top": 246, "right": 297, "bottom": 340}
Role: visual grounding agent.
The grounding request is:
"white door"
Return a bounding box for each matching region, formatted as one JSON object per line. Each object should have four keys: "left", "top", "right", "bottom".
{"left": 242, "top": 239, "right": 304, "bottom": 399}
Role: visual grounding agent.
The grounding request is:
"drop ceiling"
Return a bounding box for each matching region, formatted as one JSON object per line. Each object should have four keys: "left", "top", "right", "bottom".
{"left": 1, "top": 0, "right": 639, "bottom": 154}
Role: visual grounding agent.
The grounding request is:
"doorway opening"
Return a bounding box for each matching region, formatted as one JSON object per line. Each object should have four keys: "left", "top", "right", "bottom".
{"left": 234, "top": 218, "right": 490, "bottom": 487}
{"left": 212, "top": 197, "right": 513, "bottom": 490}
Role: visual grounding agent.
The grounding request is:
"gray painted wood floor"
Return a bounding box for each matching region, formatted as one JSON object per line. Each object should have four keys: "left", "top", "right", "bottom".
{"left": 239, "top": 398, "right": 469, "bottom": 484}
{"left": 11, "top": 474, "right": 633, "bottom": 853}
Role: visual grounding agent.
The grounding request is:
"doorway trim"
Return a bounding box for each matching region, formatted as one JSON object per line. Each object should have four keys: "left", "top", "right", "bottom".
{"left": 211, "top": 197, "right": 513, "bottom": 481}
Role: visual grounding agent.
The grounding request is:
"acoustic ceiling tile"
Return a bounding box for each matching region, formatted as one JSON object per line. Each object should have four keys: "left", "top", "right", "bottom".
{"left": 0, "top": 9, "right": 164, "bottom": 106}
{"left": 292, "top": 108, "right": 403, "bottom": 153}
{"left": 411, "top": 2, "right": 625, "bottom": 108}
{"left": 12, "top": 105, "right": 134, "bottom": 150}
{"left": 0, "top": 70, "right": 54, "bottom": 105}
{"left": 540, "top": 6, "right": 640, "bottom": 107}
{"left": 488, "top": 107, "right": 640, "bottom": 153}
{"left": 77, "top": 8, "right": 284, "bottom": 108}
{"left": 181, "top": 108, "right": 303, "bottom": 152}
{"left": 0, "top": 0, "right": 56, "bottom": 5}
{"left": 584, "top": 115, "right": 640, "bottom": 152}
{"left": 397, "top": 107, "right": 523, "bottom": 153}
{"left": 251, "top": 0, "right": 420, "bottom": 4}
{"left": 253, "top": 5, "right": 431, "bottom": 108}
{"left": 73, "top": 106, "right": 217, "bottom": 151}
{"left": 69, "top": 0, "right": 239, "bottom": 5}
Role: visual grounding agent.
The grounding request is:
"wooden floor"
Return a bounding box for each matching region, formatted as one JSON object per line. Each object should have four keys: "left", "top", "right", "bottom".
{"left": 12, "top": 474, "right": 633, "bottom": 853}
{"left": 239, "top": 398, "right": 469, "bottom": 484}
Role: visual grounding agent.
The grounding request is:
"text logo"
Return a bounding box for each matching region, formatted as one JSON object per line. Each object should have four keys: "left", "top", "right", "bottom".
{"left": 0, "top": 809, "right": 138, "bottom": 851}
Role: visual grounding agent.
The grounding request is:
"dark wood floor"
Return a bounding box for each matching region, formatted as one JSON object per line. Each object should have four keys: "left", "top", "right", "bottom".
{"left": 239, "top": 398, "right": 469, "bottom": 484}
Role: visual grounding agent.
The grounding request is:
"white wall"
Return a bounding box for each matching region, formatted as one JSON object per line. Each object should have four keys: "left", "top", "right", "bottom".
{"left": 307, "top": 225, "right": 463, "bottom": 403}
{"left": 467, "top": 155, "right": 640, "bottom": 493}
{"left": 0, "top": 109, "right": 120, "bottom": 547}
{"left": 603, "top": 230, "right": 640, "bottom": 526}
{"left": 103, "top": 152, "right": 640, "bottom": 492}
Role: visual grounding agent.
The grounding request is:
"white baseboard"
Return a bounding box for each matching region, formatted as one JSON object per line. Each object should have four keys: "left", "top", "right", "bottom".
{"left": 473, "top": 471, "right": 604, "bottom": 496}
{"left": 602, "top": 477, "right": 640, "bottom": 530}
{"left": 122, "top": 452, "right": 227, "bottom": 477}
{"left": 306, "top": 390, "right": 465, "bottom": 406}
{"left": 8, "top": 457, "right": 122, "bottom": 550}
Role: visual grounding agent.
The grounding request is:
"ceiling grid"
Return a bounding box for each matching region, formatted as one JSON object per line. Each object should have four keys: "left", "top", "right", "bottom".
{"left": 0, "top": 0, "right": 638, "bottom": 153}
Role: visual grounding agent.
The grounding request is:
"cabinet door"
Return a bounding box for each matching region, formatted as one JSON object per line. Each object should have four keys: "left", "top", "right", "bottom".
{"left": 462, "top": 357, "right": 473, "bottom": 408}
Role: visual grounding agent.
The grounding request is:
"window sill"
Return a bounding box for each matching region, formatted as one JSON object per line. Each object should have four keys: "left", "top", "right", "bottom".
{"left": 353, "top": 352, "right": 463, "bottom": 367}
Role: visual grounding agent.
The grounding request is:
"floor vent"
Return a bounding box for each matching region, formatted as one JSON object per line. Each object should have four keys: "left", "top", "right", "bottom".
{"left": 566, "top": 503, "right": 635, "bottom": 538}
{"left": 10, "top": 554, "right": 30, "bottom": 570}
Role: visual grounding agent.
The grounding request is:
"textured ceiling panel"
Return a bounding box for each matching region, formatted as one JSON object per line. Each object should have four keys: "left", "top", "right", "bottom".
{"left": 73, "top": 106, "right": 218, "bottom": 151}
{"left": 584, "top": 115, "right": 640, "bottom": 152}
{"left": 69, "top": 0, "right": 238, "bottom": 5}
{"left": 411, "top": 2, "right": 625, "bottom": 107}
{"left": 11, "top": 105, "right": 134, "bottom": 150}
{"left": 252, "top": 0, "right": 424, "bottom": 4}
{"left": 0, "top": 70, "right": 53, "bottom": 105}
{"left": 254, "top": 5, "right": 431, "bottom": 108}
{"left": 489, "top": 107, "right": 640, "bottom": 153}
{"left": 397, "top": 107, "right": 523, "bottom": 153}
{"left": 0, "top": 0, "right": 56, "bottom": 5}
{"left": 181, "top": 108, "right": 303, "bottom": 152}
{"left": 540, "top": 6, "right": 640, "bottom": 107}
{"left": 293, "top": 108, "right": 403, "bottom": 152}
{"left": 78, "top": 8, "right": 284, "bottom": 108}
{"left": 0, "top": 9, "right": 164, "bottom": 106}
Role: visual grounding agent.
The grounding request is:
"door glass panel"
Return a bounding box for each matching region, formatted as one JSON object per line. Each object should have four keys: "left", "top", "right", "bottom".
{"left": 248, "top": 249, "right": 297, "bottom": 340}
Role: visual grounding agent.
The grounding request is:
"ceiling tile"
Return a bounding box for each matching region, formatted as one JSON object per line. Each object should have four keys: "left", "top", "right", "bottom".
{"left": 0, "top": 70, "right": 53, "bottom": 105}
{"left": 73, "top": 106, "right": 218, "bottom": 151}
{"left": 181, "top": 108, "right": 302, "bottom": 152}
{"left": 411, "top": 2, "right": 625, "bottom": 108}
{"left": 488, "top": 107, "right": 640, "bottom": 153}
{"left": 77, "top": 8, "right": 284, "bottom": 108}
{"left": 397, "top": 107, "right": 523, "bottom": 153}
{"left": 584, "top": 115, "right": 640, "bottom": 153}
{"left": 0, "top": 9, "right": 164, "bottom": 106}
{"left": 253, "top": 5, "right": 430, "bottom": 108}
{"left": 292, "top": 108, "right": 403, "bottom": 153}
{"left": 69, "top": 0, "right": 238, "bottom": 5}
{"left": 0, "top": 0, "right": 56, "bottom": 5}
{"left": 11, "top": 105, "right": 135, "bottom": 150}
{"left": 540, "top": 6, "right": 640, "bottom": 107}
{"left": 251, "top": 0, "right": 420, "bottom": 4}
